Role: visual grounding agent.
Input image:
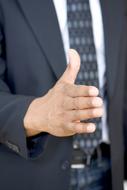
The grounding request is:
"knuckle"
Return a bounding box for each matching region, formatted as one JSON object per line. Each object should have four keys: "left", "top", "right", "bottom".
{"left": 62, "top": 111, "right": 68, "bottom": 120}
{"left": 73, "top": 111, "right": 78, "bottom": 119}
{"left": 75, "top": 124, "right": 83, "bottom": 134}
{"left": 91, "top": 98, "right": 96, "bottom": 106}
{"left": 67, "top": 123, "right": 76, "bottom": 134}
{"left": 74, "top": 98, "right": 80, "bottom": 109}
{"left": 63, "top": 121, "right": 69, "bottom": 129}
{"left": 76, "top": 111, "right": 81, "bottom": 119}
{"left": 87, "top": 109, "right": 94, "bottom": 118}
{"left": 74, "top": 124, "right": 79, "bottom": 133}
{"left": 62, "top": 97, "right": 68, "bottom": 109}
{"left": 86, "top": 98, "right": 92, "bottom": 107}
{"left": 70, "top": 124, "right": 76, "bottom": 133}
{"left": 58, "top": 111, "right": 67, "bottom": 122}
{"left": 64, "top": 83, "right": 74, "bottom": 95}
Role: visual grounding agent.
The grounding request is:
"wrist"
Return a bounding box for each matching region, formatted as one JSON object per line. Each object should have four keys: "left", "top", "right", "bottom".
{"left": 23, "top": 98, "right": 43, "bottom": 137}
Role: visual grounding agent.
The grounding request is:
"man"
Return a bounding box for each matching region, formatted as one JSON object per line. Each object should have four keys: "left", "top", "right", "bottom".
{"left": 0, "top": 0, "right": 126, "bottom": 190}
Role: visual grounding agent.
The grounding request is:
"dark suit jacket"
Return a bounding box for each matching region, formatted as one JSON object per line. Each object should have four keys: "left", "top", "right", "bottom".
{"left": 0, "top": 0, "right": 127, "bottom": 190}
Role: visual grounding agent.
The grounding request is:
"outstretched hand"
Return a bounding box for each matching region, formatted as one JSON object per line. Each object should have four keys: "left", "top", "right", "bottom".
{"left": 24, "top": 49, "right": 103, "bottom": 137}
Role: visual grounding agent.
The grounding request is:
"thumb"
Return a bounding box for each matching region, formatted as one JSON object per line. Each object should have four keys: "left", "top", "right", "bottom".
{"left": 59, "top": 49, "right": 81, "bottom": 84}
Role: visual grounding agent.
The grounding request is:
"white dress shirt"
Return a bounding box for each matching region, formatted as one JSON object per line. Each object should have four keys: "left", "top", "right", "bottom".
{"left": 53, "top": 0, "right": 109, "bottom": 142}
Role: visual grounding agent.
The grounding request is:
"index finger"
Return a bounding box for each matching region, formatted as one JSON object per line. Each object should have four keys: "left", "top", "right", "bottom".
{"left": 65, "top": 84, "right": 99, "bottom": 97}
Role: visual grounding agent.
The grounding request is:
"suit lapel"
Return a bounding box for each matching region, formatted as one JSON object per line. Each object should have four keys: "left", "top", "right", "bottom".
{"left": 100, "top": 0, "right": 125, "bottom": 98}
{"left": 16, "top": 0, "right": 66, "bottom": 79}
{"left": 16, "top": 0, "right": 125, "bottom": 96}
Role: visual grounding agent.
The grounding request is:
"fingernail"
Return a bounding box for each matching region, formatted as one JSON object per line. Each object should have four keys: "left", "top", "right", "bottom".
{"left": 89, "top": 87, "right": 99, "bottom": 96}
{"left": 87, "top": 124, "right": 96, "bottom": 132}
{"left": 98, "top": 99, "right": 103, "bottom": 106}
{"left": 94, "top": 98, "right": 103, "bottom": 106}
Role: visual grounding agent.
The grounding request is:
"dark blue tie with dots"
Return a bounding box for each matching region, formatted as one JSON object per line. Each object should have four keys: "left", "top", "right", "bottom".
{"left": 67, "top": 0, "right": 102, "bottom": 159}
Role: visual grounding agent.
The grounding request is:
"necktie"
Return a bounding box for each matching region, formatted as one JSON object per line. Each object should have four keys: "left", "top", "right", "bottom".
{"left": 67, "top": 0, "right": 102, "bottom": 157}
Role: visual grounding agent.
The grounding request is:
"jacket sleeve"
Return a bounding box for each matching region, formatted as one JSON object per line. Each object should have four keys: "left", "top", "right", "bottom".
{"left": 0, "top": 11, "right": 36, "bottom": 159}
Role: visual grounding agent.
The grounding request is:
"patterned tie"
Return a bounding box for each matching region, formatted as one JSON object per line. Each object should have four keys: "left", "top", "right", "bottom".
{"left": 67, "top": 0, "right": 102, "bottom": 158}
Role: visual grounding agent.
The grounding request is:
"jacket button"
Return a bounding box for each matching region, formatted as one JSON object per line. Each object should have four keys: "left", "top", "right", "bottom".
{"left": 61, "top": 160, "right": 70, "bottom": 170}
